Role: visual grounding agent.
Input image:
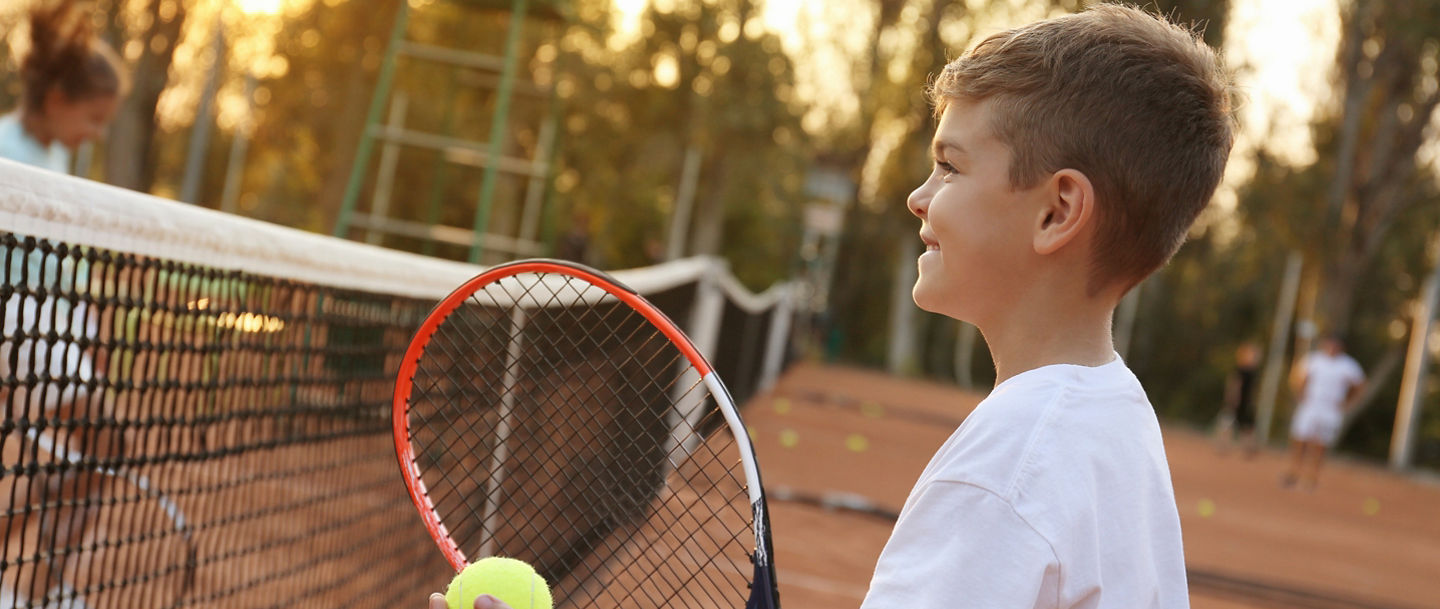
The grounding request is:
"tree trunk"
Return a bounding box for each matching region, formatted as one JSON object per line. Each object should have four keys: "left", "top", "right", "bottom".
{"left": 105, "top": 0, "right": 186, "bottom": 191}
{"left": 1341, "top": 342, "right": 1405, "bottom": 430}
{"left": 689, "top": 157, "right": 729, "bottom": 257}
{"left": 1312, "top": 1, "right": 1439, "bottom": 341}
{"left": 315, "top": 59, "right": 372, "bottom": 231}
{"left": 1324, "top": 1, "right": 1370, "bottom": 224}
{"left": 1317, "top": 253, "right": 1365, "bottom": 338}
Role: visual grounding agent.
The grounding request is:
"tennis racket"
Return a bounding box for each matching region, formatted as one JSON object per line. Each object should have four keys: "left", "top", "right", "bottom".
{"left": 393, "top": 259, "right": 780, "bottom": 609}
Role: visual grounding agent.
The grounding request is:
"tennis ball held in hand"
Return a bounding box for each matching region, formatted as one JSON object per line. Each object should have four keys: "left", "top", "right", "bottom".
{"left": 446, "top": 557, "right": 553, "bottom": 609}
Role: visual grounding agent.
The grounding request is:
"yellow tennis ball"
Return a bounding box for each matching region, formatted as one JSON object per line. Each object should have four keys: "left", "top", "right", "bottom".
{"left": 1197, "top": 498, "right": 1216, "bottom": 518}
{"left": 773, "top": 398, "right": 792, "bottom": 414}
{"left": 1362, "top": 497, "right": 1381, "bottom": 516}
{"left": 446, "top": 557, "right": 553, "bottom": 609}
{"left": 778, "top": 428, "right": 799, "bottom": 448}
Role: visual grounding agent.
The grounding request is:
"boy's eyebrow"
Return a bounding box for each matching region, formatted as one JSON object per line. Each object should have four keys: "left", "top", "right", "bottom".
{"left": 931, "top": 138, "right": 967, "bottom": 159}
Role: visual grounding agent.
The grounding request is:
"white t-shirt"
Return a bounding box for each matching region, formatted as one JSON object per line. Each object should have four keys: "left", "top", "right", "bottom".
{"left": 0, "top": 112, "right": 69, "bottom": 173}
{"left": 861, "top": 356, "right": 1187, "bottom": 609}
{"left": 1298, "top": 351, "right": 1365, "bottom": 417}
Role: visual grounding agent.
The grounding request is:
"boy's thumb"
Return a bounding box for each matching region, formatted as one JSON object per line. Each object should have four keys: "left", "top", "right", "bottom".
{"left": 473, "top": 595, "right": 504, "bottom": 609}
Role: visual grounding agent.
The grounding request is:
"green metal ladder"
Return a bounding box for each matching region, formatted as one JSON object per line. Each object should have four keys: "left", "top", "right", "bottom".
{"left": 333, "top": 0, "right": 568, "bottom": 263}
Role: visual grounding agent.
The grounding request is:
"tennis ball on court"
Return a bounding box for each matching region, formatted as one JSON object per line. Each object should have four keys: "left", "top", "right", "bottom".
{"left": 773, "top": 398, "right": 792, "bottom": 414}
{"left": 845, "top": 433, "right": 869, "bottom": 453}
{"left": 446, "top": 557, "right": 552, "bottom": 609}
{"left": 1362, "top": 497, "right": 1381, "bottom": 516}
{"left": 779, "top": 428, "right": 800, "bottom": 448}
{"left": 1197, "top": 498, "right": 1216, "bottom": 518}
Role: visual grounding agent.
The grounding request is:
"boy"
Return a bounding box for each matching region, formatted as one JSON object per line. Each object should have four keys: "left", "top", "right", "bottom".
{"left": 862, "top": 4, "right": 1230, "bottom": 608}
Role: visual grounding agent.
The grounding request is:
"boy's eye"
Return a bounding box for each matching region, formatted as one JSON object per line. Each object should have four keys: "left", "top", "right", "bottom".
{"left": 934, "top": 161, "right": 957, "bottom": 175}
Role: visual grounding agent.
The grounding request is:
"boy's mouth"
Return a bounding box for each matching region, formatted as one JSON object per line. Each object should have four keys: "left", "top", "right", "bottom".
{"left": 919, "top": 232, "right": 940, "bottom": 251}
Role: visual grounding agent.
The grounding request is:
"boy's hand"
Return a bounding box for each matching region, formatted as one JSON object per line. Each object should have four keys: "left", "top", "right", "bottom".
{"left": 427, "top": 593, "right": 515, "bottom": 609}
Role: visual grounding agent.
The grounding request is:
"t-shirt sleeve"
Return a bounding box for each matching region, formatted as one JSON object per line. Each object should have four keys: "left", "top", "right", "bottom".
{"left": 861, "top": 481, "right": 1060, "bottom": 609}
{"left": 1348, "top": 358, "right": 1366, "bottom": 384}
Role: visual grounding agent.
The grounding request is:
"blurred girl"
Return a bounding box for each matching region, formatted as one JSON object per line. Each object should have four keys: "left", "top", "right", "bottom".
{"left": 0, "top": 4, "right": 127, "bottom": 604}
{"left": 1, "top": 0, "right": 126, "bottom": 173}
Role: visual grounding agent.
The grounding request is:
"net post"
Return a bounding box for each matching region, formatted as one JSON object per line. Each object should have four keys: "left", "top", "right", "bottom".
{"left": 663, "top": 258, "right": 726, "bottom": 458}
{"left": 758, "top": 283, "right": 793, "bottom": 392}
{"left": 686, "top": 258, "right": 725, "bottom": 363}
{"left": 481, "top": 306, "right": 528, "bottom": 558}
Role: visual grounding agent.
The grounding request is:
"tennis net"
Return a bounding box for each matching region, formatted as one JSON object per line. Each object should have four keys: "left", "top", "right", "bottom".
{"left": 0, "top": 159, "right": 793, "bottom": 609}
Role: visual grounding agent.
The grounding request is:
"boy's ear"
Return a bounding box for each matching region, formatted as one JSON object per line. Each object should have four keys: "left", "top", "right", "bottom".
{"left": 1033, "top": 168, "right": 1095, "bottom": 255}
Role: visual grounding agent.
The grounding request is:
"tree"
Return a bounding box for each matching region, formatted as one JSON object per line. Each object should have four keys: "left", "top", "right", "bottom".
{"left": 544, "top": 0, "right": 809, "bottom": 286}
{"left": 236, "top": 0, "right": 402, "bottom": 232}
{"left": 1312, "top": 0, "right": 1440, "bottom": 338}
{"left": 101, "top": 0, "right": 187, "bottom": 191}
{"left": 1148, "top": 0, "right": 1440, "bottom": 463}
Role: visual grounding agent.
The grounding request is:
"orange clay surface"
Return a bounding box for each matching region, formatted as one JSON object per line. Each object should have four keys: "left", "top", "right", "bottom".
{"left": 752, "top": 363, "right": 1440, "bottom": 609}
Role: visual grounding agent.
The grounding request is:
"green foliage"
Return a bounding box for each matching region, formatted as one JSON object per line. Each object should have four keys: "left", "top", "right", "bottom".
{"left": 547, "top": 0, "right": 808, "bottom": 288}
{"left": 1128, "top": 229, "right": 1286, "bottom": 427}
{"left": 123, "top": 0, "right": 807, "bottom": 290}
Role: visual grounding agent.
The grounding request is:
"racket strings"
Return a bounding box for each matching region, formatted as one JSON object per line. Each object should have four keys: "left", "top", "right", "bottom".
{"left": 588, "top": 409, "right": 750, "bottom": 608}
{"left": 405, "top": 272, "right": 756, "bottom": 608}
{"left": 415, "top": 291, "right": 671, "bottom": 550}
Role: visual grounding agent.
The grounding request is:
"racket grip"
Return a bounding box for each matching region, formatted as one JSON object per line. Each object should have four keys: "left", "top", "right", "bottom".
{"left": 745, "top": 558, "right": 779, "bottom": 609}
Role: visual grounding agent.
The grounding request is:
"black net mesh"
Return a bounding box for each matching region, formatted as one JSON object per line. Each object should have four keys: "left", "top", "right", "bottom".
{"left": 403, "top": 271, "right": 758, "bottom": 609}
{"left": 0, "top": 233, "right": 450, "bottom": 609}
{"left": 0, "top": 229, "right": 785, "bottom": 608}
{"left": 713, "top": 300, "right": 771, "bottom": 419}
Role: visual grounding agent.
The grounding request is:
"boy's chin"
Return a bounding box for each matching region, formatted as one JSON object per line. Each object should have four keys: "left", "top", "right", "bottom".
{"left": 913, "top": 284, "right": 981, "bottom": 325}
{"left": 911, "top": 284, "right": 953, "bottom": 317}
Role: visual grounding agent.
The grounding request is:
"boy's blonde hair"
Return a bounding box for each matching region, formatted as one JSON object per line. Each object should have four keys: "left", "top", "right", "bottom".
{"left": 928, "top": 4, "right": 1232, "bottom": 291}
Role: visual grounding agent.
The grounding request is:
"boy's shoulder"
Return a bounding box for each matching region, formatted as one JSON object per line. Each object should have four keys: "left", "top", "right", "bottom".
{"left": 927, "top": 358, "right": 1156, "bottom": 500}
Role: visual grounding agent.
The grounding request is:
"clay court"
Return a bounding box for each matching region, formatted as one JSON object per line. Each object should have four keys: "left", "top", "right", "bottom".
{"left": 752, "top": 363, "right": 1440, "bottom": 609}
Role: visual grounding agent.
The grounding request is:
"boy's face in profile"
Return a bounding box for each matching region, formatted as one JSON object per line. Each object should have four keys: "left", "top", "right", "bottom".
{"left": 908, "top": 97, "right": 1046, "bottom": 324}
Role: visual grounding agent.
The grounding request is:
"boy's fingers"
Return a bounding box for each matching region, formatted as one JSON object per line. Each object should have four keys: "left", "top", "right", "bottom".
{"left": 474, "top": 595, "right": 513, "bottom": 609}
{"left": 427, "top": 590, "right": 515, "bottom": 609}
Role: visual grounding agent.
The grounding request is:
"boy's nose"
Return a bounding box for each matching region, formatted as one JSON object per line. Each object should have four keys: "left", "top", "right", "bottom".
{"left": 907, "top": 186, "right": 930, "bottom": 219}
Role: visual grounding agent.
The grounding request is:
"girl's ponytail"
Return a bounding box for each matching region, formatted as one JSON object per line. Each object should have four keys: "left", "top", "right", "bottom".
{"left": 19, "top": 1, "right": 125, "bottom": 115}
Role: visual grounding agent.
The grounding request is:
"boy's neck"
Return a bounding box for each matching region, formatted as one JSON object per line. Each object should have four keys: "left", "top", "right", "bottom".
{"left": 981, "top": 288, "right": 1119, "bottom": 387}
